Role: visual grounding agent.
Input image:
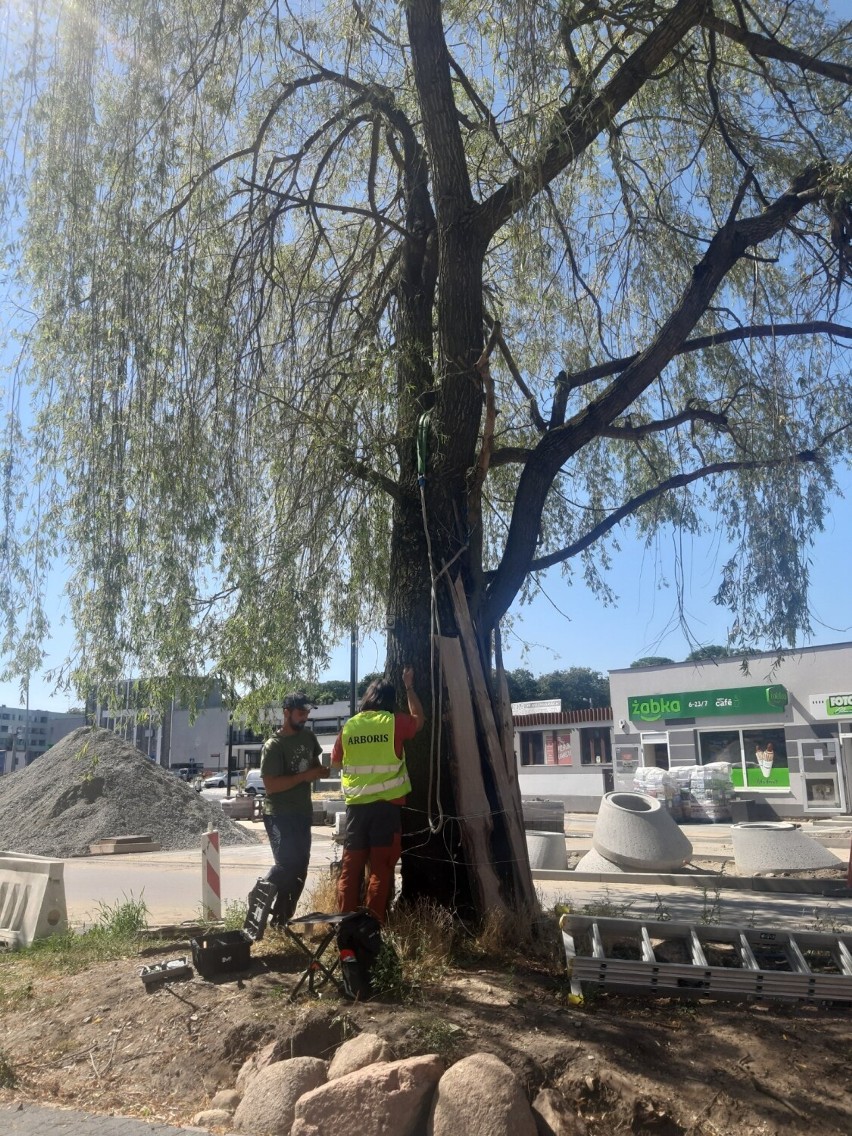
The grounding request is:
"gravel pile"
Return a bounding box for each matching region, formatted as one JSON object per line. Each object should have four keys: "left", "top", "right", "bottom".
{"left": 0, "top": 726, "right": 260, "bottom": 857}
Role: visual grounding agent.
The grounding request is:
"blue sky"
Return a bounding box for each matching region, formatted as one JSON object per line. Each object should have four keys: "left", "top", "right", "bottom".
{"left": 2, "top": 1, "right": 851, "bottom": 712}
{"left": 329, "top": 471, "right": 852, "bottom": 691}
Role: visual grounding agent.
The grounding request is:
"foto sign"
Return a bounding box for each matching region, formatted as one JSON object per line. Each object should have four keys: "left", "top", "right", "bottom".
{"left": 629, "top": 684, "right": 788, "bottom": 723}
{"left": 809, "top": 693, "right": 852, "bottom": 719}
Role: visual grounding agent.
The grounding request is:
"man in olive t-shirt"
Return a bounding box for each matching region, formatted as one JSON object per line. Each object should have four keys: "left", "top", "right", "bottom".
{"left": 259, "top": 691, "right": 328, "bottom": 924}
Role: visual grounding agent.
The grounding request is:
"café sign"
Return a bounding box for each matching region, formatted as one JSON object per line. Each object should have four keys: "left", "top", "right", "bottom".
{"left": 629, "top": 684, "right": 788, "bottom": 723}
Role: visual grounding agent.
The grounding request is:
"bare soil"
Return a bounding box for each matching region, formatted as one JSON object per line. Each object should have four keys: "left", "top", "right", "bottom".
{"left": 1, "top": 929, "right": 851, "bottom": 1135}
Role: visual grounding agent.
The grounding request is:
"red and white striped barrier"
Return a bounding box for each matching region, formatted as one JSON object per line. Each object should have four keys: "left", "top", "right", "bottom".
{"left": 201, "top": 826, "right": 222, "bottom": 921}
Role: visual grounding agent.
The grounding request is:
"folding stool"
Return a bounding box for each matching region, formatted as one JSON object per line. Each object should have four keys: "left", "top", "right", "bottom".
{"left": 282, "top": 911, "right": 348, "bottom": 1000}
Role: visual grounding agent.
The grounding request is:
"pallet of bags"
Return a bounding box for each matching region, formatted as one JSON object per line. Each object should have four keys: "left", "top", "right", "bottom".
{"left": 632, "top": 767, "right": 682, "bottom": 819}
{"left": 670, "top": 767, "right": 696, "bottom": 819}
{"left": 688, "top": 762, "right": 732, "bottom": 822}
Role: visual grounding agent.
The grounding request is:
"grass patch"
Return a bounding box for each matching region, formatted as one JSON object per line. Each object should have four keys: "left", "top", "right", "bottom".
{"left": 0, "top": 1050, "right": 17, "bottom": 1089}
{"left": 302, "top": 868, "right": 339, "bottom": 914}
{"left": 373, "top": 899, "right": 456, "bottom": 1001}
{"left": 405, "top": 1015, "right": 466, "bottom": 1062}
{"left": 0, "top": 894, "right": 150, "bottom": 1009}
{"left": 91, "top": 893, "right": 149, "bottom": 936}
{"left": 223, "top": 899, "right": 249, "bottom": 929}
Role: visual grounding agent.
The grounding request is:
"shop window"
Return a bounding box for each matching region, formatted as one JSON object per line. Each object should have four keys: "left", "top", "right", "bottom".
{"left": 520, "top": 731, "right": 573, "bottom": 767}
{"left": 580, "top": 727, "right": 611, "bottom": 765}
{"left": 520, "top": 732, "right": 545, "bottom": 766}
{"left": 741, "top": 729, "right": 788, "bottom": 789}
{"left": 698, "top": 730, "right": 740, "bottom": 765}
{"left": 698, "top": 727, "right": 789, "bottom": 790}
{"left": 812, "top": 723, "right": 835, "bottom": 740}
{"left": 544, "top": 731, "right": 572, "bottom": 765}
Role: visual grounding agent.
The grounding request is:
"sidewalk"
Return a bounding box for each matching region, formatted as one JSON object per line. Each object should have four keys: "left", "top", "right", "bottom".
{"left": 0, "top": 1104, "right": 219, "bottom": 1136}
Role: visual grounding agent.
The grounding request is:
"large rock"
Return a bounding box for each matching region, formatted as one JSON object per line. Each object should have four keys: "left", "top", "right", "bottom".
{"left": 293, "top": 1054, "right": 443, "bottom": 1136}
{"left": 235, "top": 1007, "right": 347, "bottom": 1091}
{"left": 232, "top": 1057, "right": 327, "bottom": 1135}
{"left": 209, "top": 1088, "right": 242, "bottom": 1112}
{"left": 428, "top": 1053, "right": 537, "bottom": 1136}
{"left": 236, "top": 1040, "right": 280, "bottom": 1093}
{"left": 328, "top": 1032, "right": 393, "bottom": 1079}
{"left": 191, "top": 1109, "right": 234, "bottom": 1127}
{"left": 532, "top": 1088, "right": 588, "bottom": 1136}
{"left": 591, "top": 792, "right": 692, "bottom": 871}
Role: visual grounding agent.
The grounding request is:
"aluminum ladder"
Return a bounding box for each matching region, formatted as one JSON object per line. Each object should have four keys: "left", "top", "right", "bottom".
{"left": 560, "top": 913, "right": 852, "bottom": 1003}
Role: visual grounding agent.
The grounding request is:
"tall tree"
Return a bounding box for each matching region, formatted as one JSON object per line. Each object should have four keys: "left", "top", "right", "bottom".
{"left": 537, "top": 669, "right": 611, "bottom": 710}
{"left": 684, "top": 645, "right": 733, "bottom": 661}
{"left": 2, "top": 1, "right": 851, "bottom": 916}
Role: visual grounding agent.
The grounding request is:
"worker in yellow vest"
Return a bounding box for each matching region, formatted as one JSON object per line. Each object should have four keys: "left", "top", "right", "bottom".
{"left": 331, "top": 666, "right": 424, "bottom": 922}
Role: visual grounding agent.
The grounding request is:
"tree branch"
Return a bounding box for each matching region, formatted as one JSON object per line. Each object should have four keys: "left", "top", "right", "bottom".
{"left": 157, "top": 74, "right": 328, "bottom": 225}
{"left": 477, "top": 0, "right": 707, "bottom": 239}
{"left": 240, "top": 182, "right": 412, "bottom": 239}
{"left": 517, "top": 449, "right": 826, "bottom": 576}
{"left": 565, "top": 321, "right": 852, "bottom": 388}
{"left": 491, "top": 326, "right": 548, "bottom": 433}
{"left": 601, "top": 403, "right": 730, "bottom": 440}
{"left": 703, "top": 13, "right": 852, "bottom": 86}
{"left": 482, "top": 164, "right": 837, "bottom": 631}
{"left": 335, "top": 451, "right": 401, "bottom": 502}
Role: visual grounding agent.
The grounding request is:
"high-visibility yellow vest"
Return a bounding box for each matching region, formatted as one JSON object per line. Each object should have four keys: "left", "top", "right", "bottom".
{"left": 341, "top": 710, "right": 411, "bottom": 805}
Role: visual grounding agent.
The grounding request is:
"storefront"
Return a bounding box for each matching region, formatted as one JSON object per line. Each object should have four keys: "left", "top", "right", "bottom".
{"left": 513, "top": 707, "right": 614, "bottom": 812}
{"left": 609, "top": 643, "right": 852, "bottom": 817}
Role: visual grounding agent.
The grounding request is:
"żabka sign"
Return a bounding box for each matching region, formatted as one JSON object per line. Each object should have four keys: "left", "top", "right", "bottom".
{"left": 629, "top": 684, "right": 788, "bottom": 723}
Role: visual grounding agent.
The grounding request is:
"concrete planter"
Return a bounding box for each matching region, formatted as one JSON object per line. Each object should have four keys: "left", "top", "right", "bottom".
{"left": 525, "top": 830, "right": 568, "bottom": 871}
{"left": 731, "top": 821, "right": 843, "bottom": 874}
{"left": 592, "top": 791, "right": 692, "bottom": 871}
{"left": 323, "top": 798, "right": 347, "bottom": 820}
{"left": 521, "top": 799, "right": 565, "bottom": 834}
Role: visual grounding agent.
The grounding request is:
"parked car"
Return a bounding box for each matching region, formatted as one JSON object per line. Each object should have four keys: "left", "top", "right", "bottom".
{"left": 243, "top": 769, "right": 265, "bottom": 797}
{"left": 202, "top": 774, "right": 228, "bottom": 789}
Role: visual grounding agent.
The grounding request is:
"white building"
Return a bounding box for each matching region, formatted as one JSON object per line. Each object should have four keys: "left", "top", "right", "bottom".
{"left": 609, "top": 643, "right": 852, "bottom": 818}
{"left": 0, "top": 706, "right": 86, "bottom": 775}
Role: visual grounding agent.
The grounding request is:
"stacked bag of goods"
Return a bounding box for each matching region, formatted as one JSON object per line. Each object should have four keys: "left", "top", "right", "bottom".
{"left": 631, "top": 766, "right": 683, "bottom": 820}
{"left": 670, "top": 767, "right": 695, "bottom": 818}
{"left": 680, "top": 762, "right": 733, "bottom": 822}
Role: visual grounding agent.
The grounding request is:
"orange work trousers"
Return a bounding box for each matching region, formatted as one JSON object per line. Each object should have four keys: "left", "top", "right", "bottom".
{"left": 337, "top": 831, "right": 401, "bottom": 924}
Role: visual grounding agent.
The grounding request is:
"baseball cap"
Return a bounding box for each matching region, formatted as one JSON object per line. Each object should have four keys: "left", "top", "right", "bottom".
{"left": 283, "top": 691, "right": 315, "bottom": 711}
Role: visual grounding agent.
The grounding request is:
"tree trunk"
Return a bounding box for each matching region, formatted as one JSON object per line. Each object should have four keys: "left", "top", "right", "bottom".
{"left": 381, "top": 0, "right": 537, "bottom": 922}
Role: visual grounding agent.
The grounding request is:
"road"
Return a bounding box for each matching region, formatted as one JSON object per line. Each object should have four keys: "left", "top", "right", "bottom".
{"left": 58, "top": 810, "right": 852, "bottom": 933}
{"left": 64, "top": 826, "right": 339, "bottom": 926}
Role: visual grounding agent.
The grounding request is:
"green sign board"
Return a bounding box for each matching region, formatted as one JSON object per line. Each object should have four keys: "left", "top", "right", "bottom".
{"left": 827, "top": 695, "right": 852, "bottom": 718}
{"left": 730, "top": 766, "right": 791, "bottom": 790}
{"left": 628, "top": 685, "right": 788, "bottom": 723}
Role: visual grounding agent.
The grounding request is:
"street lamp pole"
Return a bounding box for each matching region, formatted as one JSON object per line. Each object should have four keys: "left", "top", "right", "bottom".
{"left": 226, "top": 715, "right": 234, "bottom": 798}
{"left": 349, "top": 624, "right": 358, "bottom": 718}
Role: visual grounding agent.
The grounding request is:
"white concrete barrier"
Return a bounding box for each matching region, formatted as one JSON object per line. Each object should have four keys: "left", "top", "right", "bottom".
{"left": 0, "top": 850, "right": 68, "bottom": 948}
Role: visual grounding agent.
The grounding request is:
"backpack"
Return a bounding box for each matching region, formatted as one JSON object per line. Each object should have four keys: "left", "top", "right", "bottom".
{"left": 336, "top": 911, "right": 383, "bottom": 1001}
